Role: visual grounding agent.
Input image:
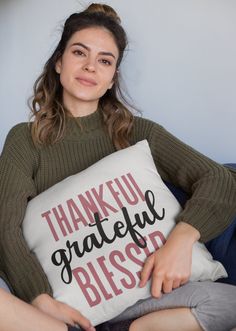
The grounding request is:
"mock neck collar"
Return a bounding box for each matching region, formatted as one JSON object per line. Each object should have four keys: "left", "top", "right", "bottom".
{"left": 66, "top": 107, "right": 104, "bottom": 137}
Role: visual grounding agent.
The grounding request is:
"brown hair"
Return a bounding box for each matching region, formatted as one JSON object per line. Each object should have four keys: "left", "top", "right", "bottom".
{"left": 30, "top": 3, "right": 136, "bottom": 150}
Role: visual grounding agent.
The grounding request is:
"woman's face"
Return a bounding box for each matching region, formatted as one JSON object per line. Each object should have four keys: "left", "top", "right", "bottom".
{"left": 55, "top": 27, "right": 119, "bottom": 115}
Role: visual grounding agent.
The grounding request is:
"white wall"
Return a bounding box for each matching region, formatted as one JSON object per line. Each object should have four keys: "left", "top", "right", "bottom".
{"left": 1, "top": 0, "right": 236, "bottom": 163}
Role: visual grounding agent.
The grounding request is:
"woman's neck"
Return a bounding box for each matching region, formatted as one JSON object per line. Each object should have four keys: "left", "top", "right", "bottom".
{"left": 63, "top": 94, "right": 99, "bottom": 118}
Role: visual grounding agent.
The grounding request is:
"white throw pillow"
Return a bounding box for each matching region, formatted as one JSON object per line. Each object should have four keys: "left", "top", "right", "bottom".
{"left": 22, "top": 140, "right": 227, "bottom": 326}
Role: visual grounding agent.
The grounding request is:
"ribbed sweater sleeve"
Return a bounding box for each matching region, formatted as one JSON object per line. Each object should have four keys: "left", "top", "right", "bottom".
{"left": 0, "top": 124, "right": 53, "bottom": 302}
{"left": 140, "top": 119, "right": 236, "bottom": 243}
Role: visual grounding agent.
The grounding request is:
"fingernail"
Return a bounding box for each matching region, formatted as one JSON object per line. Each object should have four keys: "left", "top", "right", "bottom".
{"left": 88, "top": 327, "right": 96, "bottom": 331}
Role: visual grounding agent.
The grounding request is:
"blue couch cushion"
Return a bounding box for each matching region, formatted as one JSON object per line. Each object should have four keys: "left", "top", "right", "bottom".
{"left": 206, "top": 216, "right": 236, "bottom": 285}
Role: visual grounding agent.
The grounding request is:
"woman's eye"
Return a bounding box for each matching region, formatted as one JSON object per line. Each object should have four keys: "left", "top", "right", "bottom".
{"left": 73, "top": 50, "right": 85, "bottom": 56}
{"left": 100, "top": 59, "right": 112, "bottom": 66}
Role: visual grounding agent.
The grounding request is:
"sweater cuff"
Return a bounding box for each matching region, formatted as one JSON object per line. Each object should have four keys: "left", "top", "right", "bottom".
{"left": 176, "top": 200, "right": 235, "bottom": 243}
{"left": 13, "top": 272, "right": 53, "bottom": 303}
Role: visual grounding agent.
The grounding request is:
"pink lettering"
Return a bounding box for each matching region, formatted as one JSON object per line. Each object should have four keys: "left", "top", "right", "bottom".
{"left": 106, "top": 180, "right": 124, "bottom": 209}
{"left": 78, "top": 191, "right": 101, "bottom": 224}
{"left": 139, "top": 236, "right": 152, "bottom": 258}
{"left": 114, "top": 175, "right": 139, "bottom": 205}
{"left": 126, "top": 172, "right": 145, "bottom": 201}
{"left": 97, "top": 256, "right": 122, "bottom": 296}
{"left": 72, "top": 267, "right": 101, "bottom": 307}
{"left": 109, "top": 250, "right": 136, "bottom": 289}
{"left": 149, "top": 231, "right": 166, "bottom": 251}
{"left": 41, "top": 210, "right": 59, "bottom": 242}
{"left": 67, "top": 199, "right": 89, "bottom": 230}
{"left": 87, "top": 262, "right": 113, "bottom": 301}
{"left": 125, "top": 242, "right": 144, "bottom": 279}
{"left": 91, "top": 185, "right": 118, "bottom": 217}
{"left": 52, "top": 205, "right": 73, "bottom": 237}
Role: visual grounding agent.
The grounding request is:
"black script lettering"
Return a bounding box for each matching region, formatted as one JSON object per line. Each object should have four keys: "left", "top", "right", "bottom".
{"left": 51, "top": 190, "right": 166, "bottom": 284}
{"left": 134, "top": 190, "right": 165, "bottom": 230}
{"left": 83, "top": 232, "right": 102, "bottom": 253}
{"left": 121, "top": 207, "right": 147, "bottom": 248}
{"left": 113, "top": 220, "right": 128, "bottom": 238}
{"left": 89, "top": 214, "right": 114, "bottom": 244}
{"left": 51, "top": 245, "right": 72, "bottom": 284}
{"left": 145, "top": 190, "right": 165, "bottom": 221}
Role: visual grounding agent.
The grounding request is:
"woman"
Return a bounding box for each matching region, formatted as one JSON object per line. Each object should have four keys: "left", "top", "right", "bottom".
{"left": 0, "top": 3, "right": 236, "bottom": 331}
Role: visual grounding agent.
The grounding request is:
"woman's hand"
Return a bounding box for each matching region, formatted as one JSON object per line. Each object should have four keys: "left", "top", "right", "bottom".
{"left": 32, "top": 294, "right": 95, "bottom": 331}
{"left": 139, "top": 222, "right": 200, "bottom": 298}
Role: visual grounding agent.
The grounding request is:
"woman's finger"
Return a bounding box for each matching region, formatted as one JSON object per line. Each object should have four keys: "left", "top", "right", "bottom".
{"left": 139, "top": 254, "right": 154, "bottom": 287}
{"left": 71, "top": 309, "right": 94, "bottom": 331}
{"left": 162, "top": 278, "right": 174, "bottom": 294}
{"left": 151, "top": 269, "right": 164, "bottom": 298}
{"left": 172, "top": 279, "right": 181, "bottom": 289}
{"left": 61, "top": 303, "right": 94, "bottom": 331}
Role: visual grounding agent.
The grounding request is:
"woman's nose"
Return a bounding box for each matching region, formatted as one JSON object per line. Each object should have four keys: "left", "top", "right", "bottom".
{"left": 83, "top": 58, "right": 96, "bottom": 72}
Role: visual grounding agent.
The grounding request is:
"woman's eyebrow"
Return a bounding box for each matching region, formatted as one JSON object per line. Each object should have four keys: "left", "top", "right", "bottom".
{"left": 71, "top": 42, "right": 116, "bottom": 59}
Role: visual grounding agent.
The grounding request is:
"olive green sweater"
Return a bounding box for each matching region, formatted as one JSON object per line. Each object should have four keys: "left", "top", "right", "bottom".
{"left": 0, "top": 109, "right": 236, "bottom": 303}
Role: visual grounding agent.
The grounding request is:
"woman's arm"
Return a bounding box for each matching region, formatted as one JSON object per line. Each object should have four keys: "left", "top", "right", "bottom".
{"left": 32, "top": 294, "right": 95, "bottom": 331}
{"left": 0, "top": 125, "right": 94, "bottom": 328}
{"left": 0, "top": 289, "right": 94, "bottom": 331}
{"left": 0, "top": 288, "right": 67, "bottom": 331}
{"left": 147, "top": 122, "right": 236, "bottom": 242}
{"left": 0, "top": 149, "right": 52, "bottom": 302}
{"left": 133, "top": 118, "right": 236, "bottom": 294}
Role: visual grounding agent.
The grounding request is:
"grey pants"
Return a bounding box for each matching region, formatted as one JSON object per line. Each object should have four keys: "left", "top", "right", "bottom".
{"left": 2, "top": 278, "right": 235, "bottom": 331}
{"left": 109, "top": 281, "right": 236, "bottom": 331}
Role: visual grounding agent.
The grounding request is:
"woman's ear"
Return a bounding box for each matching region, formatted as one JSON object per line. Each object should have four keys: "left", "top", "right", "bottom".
{"left": 55, "top": 59, "right": 62, "bottom": 74}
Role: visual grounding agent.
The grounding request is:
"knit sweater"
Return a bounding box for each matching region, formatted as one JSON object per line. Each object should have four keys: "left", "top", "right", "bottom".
{"left": 0, "top": 109, "right": 236, "bottom": 303}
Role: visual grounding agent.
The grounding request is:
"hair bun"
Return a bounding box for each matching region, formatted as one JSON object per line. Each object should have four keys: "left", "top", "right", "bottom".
{"left": 84, "top": 3, "right": 121, "bottom": 24}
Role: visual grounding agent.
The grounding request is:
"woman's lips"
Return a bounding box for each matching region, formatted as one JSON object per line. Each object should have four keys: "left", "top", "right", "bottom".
{"left": 76, "top": 77, "right": 97, "bottom": 86}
